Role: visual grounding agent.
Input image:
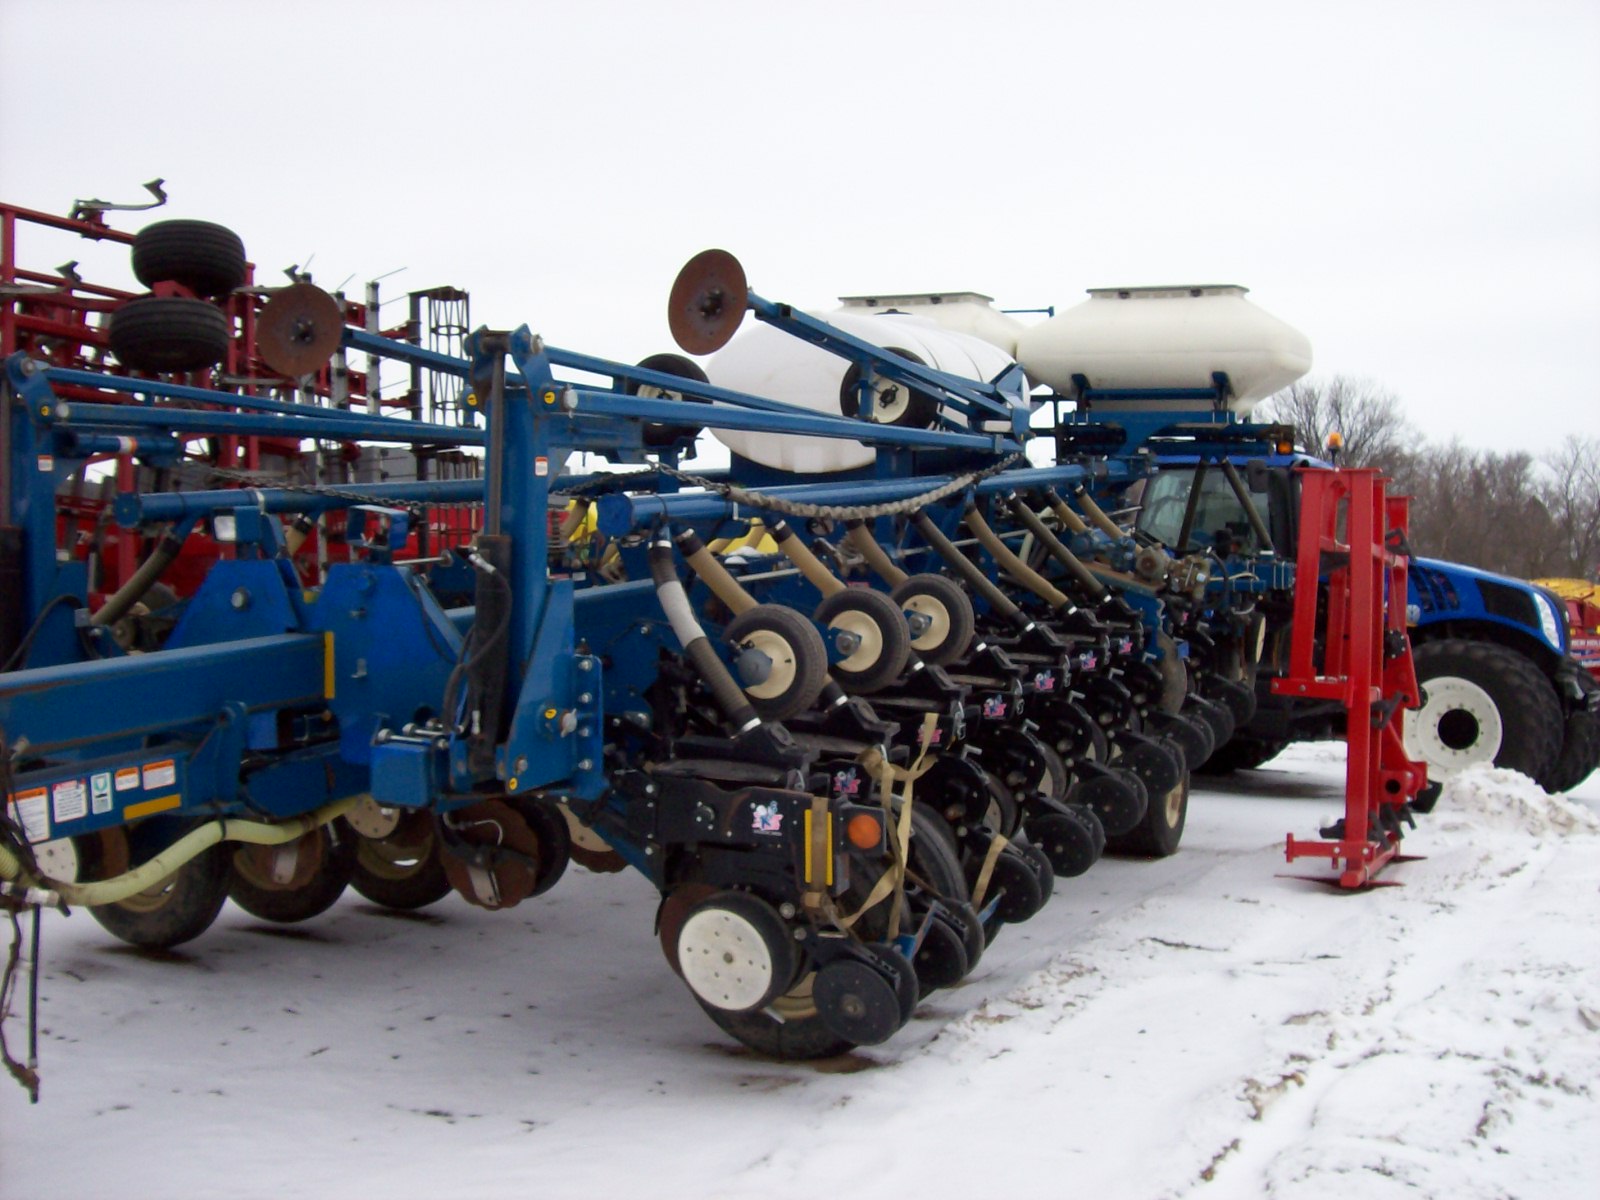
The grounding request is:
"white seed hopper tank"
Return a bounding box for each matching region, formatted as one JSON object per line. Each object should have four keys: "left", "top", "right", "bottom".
{"left": 1015, "top": 285, "right": 1313, "bottom": 414}
{"left": 836, "top": 292, "right": 1028, "bottom": 357}
{"left": 706, "top": 310, "right": 1021, "bottom": 474}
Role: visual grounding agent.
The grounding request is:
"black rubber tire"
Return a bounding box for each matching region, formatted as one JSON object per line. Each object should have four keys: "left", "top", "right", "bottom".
{"left": 626, "top": 352, "right": 710, "bottom": 447}
{"left": 109, "top": 295, "right": 229, "bottom": 373}
{"left": 1542, "top": 709, "right": 1600, "bottom": 794}
{"left": 1185, "top": 694, "right": 1236, "bottom": 755}
{"left": 901, "top": 804, "right": 978, "bottom": 996}
{"left": 132, "top": 219, "right": 247, "bottom": 298}
{"left": 1408, "top": 639, "right": 1564, "bottom": 783}
{"left": 1199, "top": 733, "right": 1288, "bottom": 775}
{"left": 814, "top": 588, "right": 911, "bottom": 695}
{"left": 1108, "top": 773, "right": 1189, "bottom": 858}
{"left": 513, "top": 798, "right": 573, "bottom": 897}
{"left": 1205, "top": 675, "right": 1258, "bottom": 731}
{"left": 839, "top": 348, "right": 939, "bottom": 429}
{"left": 350, "top": 820, "right": 452, "bottom": 910}
{"left": 85, "top": 830, "right": 231, "bottom": 950}
{"left": 725, "top": 604, "right": 829, "bottom": 720}
{"left": 228, "top": 822, "right": 356, "bottom": 923}
{"left": 1025, "top": 808, "right": 1102, "bottom": 878}
{"left": 891, "top": 574, "right": 976, "bottom": 667}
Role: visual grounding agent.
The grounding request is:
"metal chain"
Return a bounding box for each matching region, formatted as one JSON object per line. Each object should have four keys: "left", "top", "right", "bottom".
{"left": 202, "top": 465, "right": 442, "bottom": 517}
{"left": 656, "top": 453, "right": 1024, "bottom": 522}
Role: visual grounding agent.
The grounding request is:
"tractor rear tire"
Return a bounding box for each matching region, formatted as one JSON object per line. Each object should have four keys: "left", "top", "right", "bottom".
{"left": 1542, "top": 709, "right": 1600, "bottom": 794}
{"left": 132, "top": 219, "right": 247, "bottom": 298}
{"left": 1406, "top": 639, "right": 1563, "bottom": 784}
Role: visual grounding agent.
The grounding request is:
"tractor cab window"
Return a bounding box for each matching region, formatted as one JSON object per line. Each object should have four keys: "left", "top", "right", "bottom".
{"left": 1135, "top": 467, "right": 1272, "bottom": 555}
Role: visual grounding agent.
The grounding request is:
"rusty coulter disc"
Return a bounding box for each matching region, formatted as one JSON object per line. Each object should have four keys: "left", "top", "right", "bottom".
{"left": 667, "top": 249, "right": 748, "bottom": 355}
{"left": 257, "top": 282, "right": 345, "bottom": 377}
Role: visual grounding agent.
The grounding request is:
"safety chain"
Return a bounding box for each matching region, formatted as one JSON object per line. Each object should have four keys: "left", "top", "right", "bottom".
{"left": 656, "top": 453, "right": 1025, "bottom": 522}
{"left": 550, "top": 467, "right": 664, "bottom": 499}
{"left": 203, "top": 466, "right": 437, "bottom": 518}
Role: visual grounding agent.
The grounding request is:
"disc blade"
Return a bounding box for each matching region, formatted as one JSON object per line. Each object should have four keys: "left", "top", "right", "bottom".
{"left": 667, "top": 249, "right": 748, "bottom": 355}
{"left": 257, "top": 282, "right": 345, "bottom": 377}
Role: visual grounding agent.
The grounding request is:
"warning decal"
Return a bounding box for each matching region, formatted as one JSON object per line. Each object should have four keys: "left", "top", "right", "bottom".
{"left": 142, "top": 759, "right": 177, "bottom": 790}
{"left": 114, "top": 767, "right": 140, "bottom": 792}
{"left": 51, "top": 778, "right": 88, "bottom": 823}
{"left": 7, "top": 788, "right": 49, "bottom": 843}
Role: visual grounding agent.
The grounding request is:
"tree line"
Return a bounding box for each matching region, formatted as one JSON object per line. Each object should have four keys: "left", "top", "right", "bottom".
{"left": 1258, "top": 377, "right": 1600, "bottom": 582}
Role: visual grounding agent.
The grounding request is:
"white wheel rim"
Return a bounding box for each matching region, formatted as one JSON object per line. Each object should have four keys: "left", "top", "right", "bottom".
{"left": 738, "top": 628, "right": 799, "bottom": 700}
{"left": 902, "top": 594, "right": 952, "bottom": 652}
{"left": 678, "top": 906, "right": 777, "bottom": 1011}
{"left": 870, "top": 382, "right": 910, "bottom": 424}
{"left": 830, "top": 610, "right": 885, "bottom": 672}
{"left": 1403, "top": 675, "right": 1504, "bottom": 775}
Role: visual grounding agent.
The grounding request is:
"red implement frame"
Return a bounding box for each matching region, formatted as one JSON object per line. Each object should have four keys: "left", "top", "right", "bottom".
{"left": 1274, "top": 468, "right": 1428, "bottom": 888}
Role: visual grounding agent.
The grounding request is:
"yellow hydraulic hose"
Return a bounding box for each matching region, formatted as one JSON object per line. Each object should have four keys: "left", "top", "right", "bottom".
{"left": 1, "top": 795, "right": 361, "bottom": 907}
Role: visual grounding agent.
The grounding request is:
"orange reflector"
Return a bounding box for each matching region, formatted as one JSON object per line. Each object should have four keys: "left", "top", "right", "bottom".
{"left": 846, "top": 813, "right": 883, "bottom": 850}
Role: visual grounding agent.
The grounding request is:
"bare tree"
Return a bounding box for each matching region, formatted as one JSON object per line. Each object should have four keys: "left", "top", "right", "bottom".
{"left": 1540, "top": 435, "right": 1600, "bottom": 579}
{"left": 1258, "top": 374, "right": 1413, "bottom": 468}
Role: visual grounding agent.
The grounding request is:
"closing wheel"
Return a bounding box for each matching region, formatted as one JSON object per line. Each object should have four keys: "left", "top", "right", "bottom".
{"left": 1067, "top": 766, "right": 1148, "bottom": 837}
{"left": 81, "top": 824, "right": 230, "bottom": 950}
{"left": 725, "top": 604, "right": 828, "bottom": 720}
{"left": 626, "top": 352, "right": 711, "bottom": 447}
{"left": 912, "top": 914, "right": 970, "bottom": 995}
{"left": 972, "top": 843, "right": 1045, "bottom": 934}
{"left": 1108, "top": 773, "right": 1189, "bottom": 858}
{"left": 228, "top": 821, "right": 356, "bottom": 923}
{"left": 1111, "top": 735, "right": 1183, "bottom": 805}
{"left": 1013, "top": 839, "right": 1055, "bottom": 907}
{"left": 1205, "top": 675, "right": 1258, "bottom": 731}
{"left": 814, "top": 588, "right": 910, "bottom": 694}
{"left": 512, "top": 798, "right": 573, "bottom": 898}
{"left": 1025, "top": 808, "right": 1103, "bottom": 878}
{"left": 131, "top": 219, "right": 247, "bottom": 298}
{"left": 108, "top": 295, "right": 229, "bottom": 374}
{"left": 677, "top": 891, "right": 798, "bottom": 1013}
{"left": 891, "top": 574, "right": 975, "bottom": 666}
{"left": 350, "top": 810, "right": 452, "bottom": 910}
{"left": 1184, "top": 694, "right": 1236, "bottom": 754}
{"left": 1145, "top": 708, "right": 1213, "bottom": 772}
{"left": 814, "top": 959, "right": 905, "bottom": 1047}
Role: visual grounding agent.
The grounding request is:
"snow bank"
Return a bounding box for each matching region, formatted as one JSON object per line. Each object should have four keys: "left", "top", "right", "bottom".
{"left": 1435, "top": 764, "right": 1600, "bottom": 837}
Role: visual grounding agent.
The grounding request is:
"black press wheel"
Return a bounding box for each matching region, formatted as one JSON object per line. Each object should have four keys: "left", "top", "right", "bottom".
{"left": 131, "top": 219, "right": 247, "bottom": 298}
{"left": 1405, "top": 639, "right": 1564, "bottom": 784}
{"left": 814, "top": 588, "right": 911, "bottom": 694}
{"left": 109, "top": 295, "right": 229, "bottom": 374}
{"left": 228, "top": 821, "right": 356, "bottom": 923}
{"left": 890, "top": 574, "right": 976, "bottom": 667}
{"left": 725, "top": 604, "right": 829, "bottom": 720}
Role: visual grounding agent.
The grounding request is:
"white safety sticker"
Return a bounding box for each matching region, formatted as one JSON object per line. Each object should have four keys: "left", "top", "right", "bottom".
{"left": 142, "top": 759, "right": 177, "bottom": 790}
{"left": 535, "top": 456, "right": 549, "bottom": 477}
{"left": 37, "top": 455, "right": 53, "bottom": 473}
{"left": 7, "top": 789, "right": 49, "bottom": 843}
{"left": 114, "top": 767, "right": 140, "bottom": 792}
{"left": 90, "top": 772, "right": 114, "bottom": 814}
{"left": 51, "top": 778, "right": 88, "bottom": 823}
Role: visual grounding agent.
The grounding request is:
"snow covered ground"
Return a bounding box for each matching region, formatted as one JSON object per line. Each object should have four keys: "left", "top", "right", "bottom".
{"left": 4, "top": 745, "right": 1597, "bottom": 1199}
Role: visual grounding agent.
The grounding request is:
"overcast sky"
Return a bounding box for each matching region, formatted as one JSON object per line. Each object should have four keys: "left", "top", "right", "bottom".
{"left": 3, "top": 0, "right": 1597, "bottom": 454}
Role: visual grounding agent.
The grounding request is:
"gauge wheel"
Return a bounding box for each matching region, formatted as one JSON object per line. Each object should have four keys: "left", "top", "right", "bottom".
{"left": 81, "top": 824, "right": 230, "bottom": 949}
{"left": 228, "top": 821, "right": 356, "bottom": 923}
{"left": 725, "top": 604, "right": 828, "bottom": 720}
{"left": 814, "top": 588, "right": 911, "bottom": 694}
{"left": 891, "top": 574, "right": 975, "bottom": 666}
{"left": 108, "top": 295, "right": 229, "bottom": 373}
{"left": 131, "top": 219, "right": 247, "bottom": 298}
{"left": 350, "top": 810, "right": 452, "bottom": 910}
